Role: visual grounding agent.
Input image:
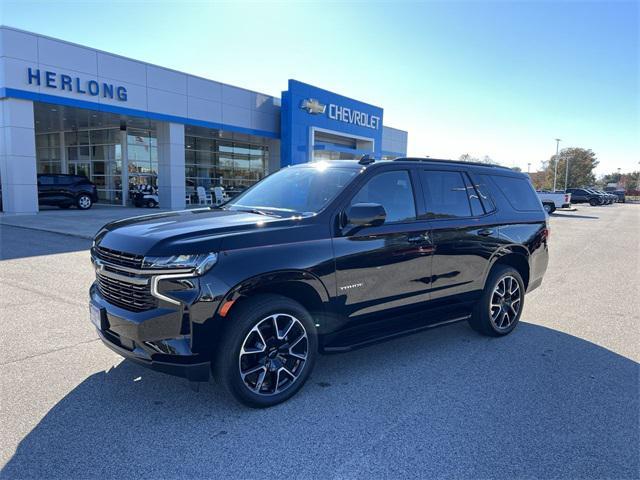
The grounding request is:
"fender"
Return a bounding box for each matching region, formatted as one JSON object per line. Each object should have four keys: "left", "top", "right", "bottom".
{"left": 215, "top": 269, "right": 331, "bottom": 317}
{"left": 481, "top": 245, "right": 530, "bottom": 289}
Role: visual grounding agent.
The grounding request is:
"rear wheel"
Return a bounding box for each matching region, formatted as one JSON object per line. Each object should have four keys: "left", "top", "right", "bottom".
{"left": 77, "top": 194, "right": 93, "bottom": 210}
{"left": 146, "top": 199, "right": 158, "bottom": 208}
{"left": 213, "top": 294, "right": 317, "bottom": 408}
{"left": 469, "top": 265, "right": 525, "bottom": 337}
{"left": 543, "top": 203, "right": 556, "bottom": 214}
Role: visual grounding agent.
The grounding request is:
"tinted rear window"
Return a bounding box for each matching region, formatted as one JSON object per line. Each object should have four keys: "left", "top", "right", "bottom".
{"left": 491, "top": 175, "right": 542, "bottom": 212}
{"left": 420, "top": 170, "right": 472, "bottom": 218}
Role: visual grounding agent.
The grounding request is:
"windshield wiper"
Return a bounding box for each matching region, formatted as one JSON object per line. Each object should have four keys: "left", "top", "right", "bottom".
{"left": 234, "top": 208, "right": 277, "bottom": 217}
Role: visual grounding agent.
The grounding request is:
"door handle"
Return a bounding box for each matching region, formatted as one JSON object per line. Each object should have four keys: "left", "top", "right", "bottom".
{"left": 407, "top": 233, "right": 430, "bottom": 244}
{"left": 477, "top": 229, "right": 494, "bottom": 237}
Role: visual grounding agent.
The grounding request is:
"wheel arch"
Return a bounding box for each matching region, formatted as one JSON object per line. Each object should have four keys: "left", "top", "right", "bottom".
{"left": 484, "top": 247, "right": 531, "bottom": 290}
{"left": 216, "top": 270, "right": 330, "bottom": 321}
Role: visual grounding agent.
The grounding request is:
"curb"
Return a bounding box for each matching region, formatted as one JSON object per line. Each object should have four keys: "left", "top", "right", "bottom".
{"left": 0, "top": 223, "right": 94, "bottom": 240}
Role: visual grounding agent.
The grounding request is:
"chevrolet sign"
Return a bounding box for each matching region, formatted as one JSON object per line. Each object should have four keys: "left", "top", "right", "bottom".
{"left": 300, "top": 98, "right": 326, "bottom": 114}
{"left": 300, "top": 97, "right": 380, "bottom": 130}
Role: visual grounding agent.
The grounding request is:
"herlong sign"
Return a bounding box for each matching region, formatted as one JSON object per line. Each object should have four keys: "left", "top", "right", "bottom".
{"left": 27, "top": 68, "right": 128, "bottom": 101}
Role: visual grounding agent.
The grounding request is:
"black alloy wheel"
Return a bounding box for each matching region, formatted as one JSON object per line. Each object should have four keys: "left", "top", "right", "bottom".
{"left": 214, "top": 294, "right": 317, "bottom": 408}
{"left": 469, "top": 264, "right": 525, "bottom": 337}
{"left": 238, "top": 313, "right": 308, "bottom": 396}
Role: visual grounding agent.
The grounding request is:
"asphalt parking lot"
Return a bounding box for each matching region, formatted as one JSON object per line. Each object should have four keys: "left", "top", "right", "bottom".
{"left": 1, "top": 204, "right": 638, "bottom": 479}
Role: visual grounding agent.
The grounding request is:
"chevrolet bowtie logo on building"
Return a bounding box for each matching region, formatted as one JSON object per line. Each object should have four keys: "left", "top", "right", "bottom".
{"left": 300, "top": 98, "right": 326, "bottom": 115}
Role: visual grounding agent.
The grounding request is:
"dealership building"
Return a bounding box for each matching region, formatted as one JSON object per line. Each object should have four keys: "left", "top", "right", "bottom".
{"left": 0, "top": 26, "right": 408, "bottom": 214}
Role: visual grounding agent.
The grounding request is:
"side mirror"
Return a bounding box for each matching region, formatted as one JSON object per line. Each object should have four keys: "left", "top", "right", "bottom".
{"left": 345, "top": 203, "right": 386, "bottom": 228}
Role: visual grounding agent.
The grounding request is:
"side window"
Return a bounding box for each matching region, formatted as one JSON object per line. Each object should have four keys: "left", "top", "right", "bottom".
{"left": 420, "top": 170, "right": 472, "bottom": 219}
{"left": 38, "top": 176, "right": 54, "bottom": 185}
{"left": 491, "top": 175, "right": 542, "bottom": 212}
{"left": 54, "top": 176, "right": 73, "bottom": 185}
{"left": 350, "top": 170, "right": 416, "bottom": 223}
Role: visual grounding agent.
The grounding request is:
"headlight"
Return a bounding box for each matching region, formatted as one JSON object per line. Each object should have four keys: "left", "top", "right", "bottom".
{"left": 142, "top": 252, "right": 218, "bottom": 274}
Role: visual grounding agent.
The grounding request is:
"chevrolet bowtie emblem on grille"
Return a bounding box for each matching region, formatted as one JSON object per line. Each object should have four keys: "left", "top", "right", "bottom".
{"left": 300, "top": 98, "right": 326, "bottom": 115}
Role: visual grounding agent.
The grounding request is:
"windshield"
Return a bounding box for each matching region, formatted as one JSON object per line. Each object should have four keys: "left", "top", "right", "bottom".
{"left": 225, "top": 164, "right": 358, "bottom": 216}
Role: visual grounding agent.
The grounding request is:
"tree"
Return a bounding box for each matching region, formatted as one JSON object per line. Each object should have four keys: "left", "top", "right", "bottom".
{"left": 458, "top": 154, "right": 498, "bottom": 165}
{"left": 597, "top": 171, "right": 640, "bottom": 191}
{"left": 541, "top": 148, "right": 599, "bottom": 190}
{"left": 459, "top": 153, "right": 477, "bottom": 162}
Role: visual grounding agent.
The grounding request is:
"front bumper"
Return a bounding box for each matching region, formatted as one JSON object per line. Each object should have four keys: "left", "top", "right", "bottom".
{"left": 97, "top": 328, "right": 211, "bottom": 381}
{"left": 91, "top": 284, "right": 212, "bottom": 382}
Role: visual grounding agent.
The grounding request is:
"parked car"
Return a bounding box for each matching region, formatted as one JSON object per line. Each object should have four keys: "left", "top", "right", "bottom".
{"left": 89, "top": 158, "right": 550, "bottom": 407}
{"left": 536, "top": 191, "right": 571, "bottom": 213}
{"left": 612, "top": 190, "right": 626, "bottom": 203}
{"left": 595, "top": 190, "right": 616, "bottom": 204}
{"left": 38, "top": 174, "right": 98, "bottom": 210}
{"left": 566, "top": 188, "right": 604, "bottom": 206}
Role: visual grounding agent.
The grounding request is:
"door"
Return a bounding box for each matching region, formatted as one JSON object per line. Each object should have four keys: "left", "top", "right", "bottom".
{"left": 54, "top": 175, "right": 79, "bottom": 204}
{"left": 419, "top": 168, "right": 502, "bottom": 306}
{"left": 333, "top": 169, "right": 433, "bottom": 321}
{"left": 37, "top": 175, "right": 56, "bottom": 205}
{"left": 69, "top": 162, "right": 91, "bottom": 178}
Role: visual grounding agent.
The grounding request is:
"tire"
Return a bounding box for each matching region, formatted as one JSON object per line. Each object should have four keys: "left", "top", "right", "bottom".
{"left": 469, "top": 265, "right": 525, "bottom": 337}
{"left": 146, "top": 199, "right": 158, "bottom": 208}
{"left": 77, "top": 194, "right": 93, "bottom": 210}
{"left": 589, "top": 198, "right": 599, "bottom": 206}
{"left": 543, "top": 203, "right": 556, "bottom": 214}
{"left": 213, "top": 294, "right": 318, "bottom": 408}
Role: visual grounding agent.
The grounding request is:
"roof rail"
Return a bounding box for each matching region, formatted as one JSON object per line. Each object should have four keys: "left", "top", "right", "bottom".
{"left": 393, "top": 157, "right": 512, "bottom": 170}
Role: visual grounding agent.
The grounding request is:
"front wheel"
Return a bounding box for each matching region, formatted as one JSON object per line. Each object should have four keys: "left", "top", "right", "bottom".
{"left": 213, "top": 294, "right": 317, "bottom": 408}
{"left": 589, "top": 198, "right": 599, "bottom": 206}
{"left": 469, "top": 265, "right": 525, "bottom": 337}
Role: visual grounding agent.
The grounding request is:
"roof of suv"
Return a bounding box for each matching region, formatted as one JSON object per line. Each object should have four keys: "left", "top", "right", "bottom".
{"left": 297, "top": 158, "right": 518, "bottom": 174}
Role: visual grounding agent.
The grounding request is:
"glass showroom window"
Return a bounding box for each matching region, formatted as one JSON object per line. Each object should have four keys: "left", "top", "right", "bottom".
{"left": 36, "top": 133, "right": 62, "bottom": 174}
{"left": 127, "top": 129, "right": 158, "bottom": 202}
{"left": 184, "top": 134, "right": 268, "bottom": 202}
{"left": 218, "top": 141, "right": 268, "bottom": 197}
{"left": 65, "top": 128, "right": 122, "bottom": 204}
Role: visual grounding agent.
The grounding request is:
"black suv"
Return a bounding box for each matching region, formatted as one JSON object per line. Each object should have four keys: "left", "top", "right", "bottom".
{"left": 38, "top": 174, "right": 98, "bottom": 209}
{"left": 565, "top": 188, "right": 603, "bottom": 206}
{"left": 90, "top": 158, "right": 549, "bottom": 407}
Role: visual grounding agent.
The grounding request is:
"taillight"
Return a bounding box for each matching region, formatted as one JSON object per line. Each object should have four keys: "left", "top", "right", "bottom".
{"left": 565, "top": 194, "right": 569, "bottom": 203}
{"left": 542, "top": 224, "right": 550, "bottom": 240}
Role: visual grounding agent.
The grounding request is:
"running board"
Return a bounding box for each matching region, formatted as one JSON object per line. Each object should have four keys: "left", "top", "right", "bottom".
{"left": 322, "top": 315, "right": 470, "bottom": 353}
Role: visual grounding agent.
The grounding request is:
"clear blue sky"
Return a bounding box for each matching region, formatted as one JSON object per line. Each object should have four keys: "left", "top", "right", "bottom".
{"left": 2, "top": 0, "right": 638, "bottom": 174}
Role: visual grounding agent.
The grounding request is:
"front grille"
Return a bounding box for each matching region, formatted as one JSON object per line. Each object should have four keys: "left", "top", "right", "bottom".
{"left": 94, "top": 246, "right": 144, "bottom": 270}
{"left": 96, "top": 272, "right": 157, "bottom": 312}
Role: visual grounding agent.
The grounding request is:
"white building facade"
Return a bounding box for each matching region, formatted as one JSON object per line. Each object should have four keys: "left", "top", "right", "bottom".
{"left": 0, "top": 26, "right": 408, "bottom": 213}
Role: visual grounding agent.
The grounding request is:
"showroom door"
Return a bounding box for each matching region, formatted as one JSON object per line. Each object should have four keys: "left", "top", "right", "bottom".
{"left": 69, "top": 162, "right": 91, "bottom": 178}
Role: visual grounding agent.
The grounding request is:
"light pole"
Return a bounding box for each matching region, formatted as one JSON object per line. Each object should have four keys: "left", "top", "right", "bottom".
{"left": 527, "top": 162, "right": 531, "bottom": 174}
{"left": 564, "top": 152, "right": 570, "bottom": 191}
{"left": 553, "top": 138, "right": 561, "bottom": 191}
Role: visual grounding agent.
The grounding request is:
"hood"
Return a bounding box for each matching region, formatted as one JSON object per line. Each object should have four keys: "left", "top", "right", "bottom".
{"left": 95, "top": 208, "right": 301, "bottom": 256}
